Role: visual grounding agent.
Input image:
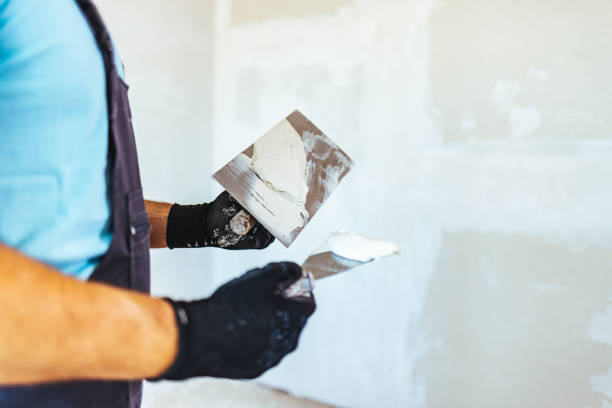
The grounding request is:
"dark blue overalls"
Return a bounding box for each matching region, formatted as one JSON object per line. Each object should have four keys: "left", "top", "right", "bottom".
{"left": 0, "top": 1, "right": 151, "bottom": 406}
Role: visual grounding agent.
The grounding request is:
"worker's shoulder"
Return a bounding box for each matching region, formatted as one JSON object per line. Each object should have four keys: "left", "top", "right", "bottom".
{"left": 0, "top": 0, "right": 91, "bottom": 47}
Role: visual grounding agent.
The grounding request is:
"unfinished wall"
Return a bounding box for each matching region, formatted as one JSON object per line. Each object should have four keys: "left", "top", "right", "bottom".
{"left": 99, "top": 0, "right": 612, "bottom": 406}
{"left": 98, "top": 0, "right": 222, "bottom": 299}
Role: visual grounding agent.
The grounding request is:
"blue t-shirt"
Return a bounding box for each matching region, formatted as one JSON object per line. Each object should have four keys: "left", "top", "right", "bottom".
{"left": 0, "top": 0, "right": 124, "bottom": 280}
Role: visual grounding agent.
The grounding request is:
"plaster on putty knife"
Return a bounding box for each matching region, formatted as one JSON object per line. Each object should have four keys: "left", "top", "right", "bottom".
{"left": 213, "top": 110, "right": 354, "bottom": 248}
{"left": 283, "top": 231, "right": 400, "bottom": 298}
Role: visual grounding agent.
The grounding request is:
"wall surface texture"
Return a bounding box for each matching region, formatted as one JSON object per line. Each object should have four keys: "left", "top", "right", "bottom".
{"left": 98, "top": 1, "right": 612, "bottom": 407}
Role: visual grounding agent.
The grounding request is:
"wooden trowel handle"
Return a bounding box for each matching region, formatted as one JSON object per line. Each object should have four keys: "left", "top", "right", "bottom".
{"left": 230, "top": 209, "right": 257, "bottom": 236}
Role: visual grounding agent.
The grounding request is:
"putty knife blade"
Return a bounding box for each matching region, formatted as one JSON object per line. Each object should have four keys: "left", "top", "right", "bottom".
{"left": 282, "top": 232, "right": 400, "bottom": 297}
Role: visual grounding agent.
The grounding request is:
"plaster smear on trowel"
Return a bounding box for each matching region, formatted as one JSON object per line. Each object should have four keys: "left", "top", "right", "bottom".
{"left": 251, "top": 119, "right": 309, "bottom": 204}
{"left": 236, "top": 154, "right": 308, "bottom": 242}
{"left": 302, "top": 130, "right": 352, "bottom": 204}
{"left": 328, "top": 230, "right": 400, "bottom": 262}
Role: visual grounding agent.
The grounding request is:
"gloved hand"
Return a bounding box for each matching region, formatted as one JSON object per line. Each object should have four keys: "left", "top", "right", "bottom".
{"left": 165, "top": 191, "right": 274, "bottom": 250}
{"left": 153, "top": 262, "right": 315, "bottom": 380}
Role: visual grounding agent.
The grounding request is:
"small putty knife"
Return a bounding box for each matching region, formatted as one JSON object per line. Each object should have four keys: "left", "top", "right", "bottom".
{"left": 283, "top": 231, "right": 400, "bottom": 298}
{"left": 213, "top": 110, "right": 354, "bottom": 247}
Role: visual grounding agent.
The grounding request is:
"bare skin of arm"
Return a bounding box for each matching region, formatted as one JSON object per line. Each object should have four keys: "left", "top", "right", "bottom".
{"left": 145, "top": 200, "right": 171, "bottom": 248}
{"left": 0, "top": 244, "right": 178, "bottom": 384}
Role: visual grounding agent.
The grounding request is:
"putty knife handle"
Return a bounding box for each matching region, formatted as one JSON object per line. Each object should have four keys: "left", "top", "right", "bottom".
{"left": 283, "top": 272, "right": 314, "bottom": 298}
{"left": 230, "top": 209, "right": 257, "bottom": 236}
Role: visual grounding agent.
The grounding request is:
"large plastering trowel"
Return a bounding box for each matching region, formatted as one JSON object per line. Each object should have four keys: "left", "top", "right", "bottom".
{"left": 213, "top": 110, "right": 354, "bottom": 247}
{"left": 283, "top": 230, "right": 400, "bottom": 298}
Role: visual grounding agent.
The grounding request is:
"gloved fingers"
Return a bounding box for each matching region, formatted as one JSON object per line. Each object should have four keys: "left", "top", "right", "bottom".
{"left": 211, "top": 191, "right": 242, "bottom": 218}
{"left": 219, "top": 262, "right": 292, "bottom": 288}
{"left": 249, "top": 223, "right": 275, "bottom": 248}
{"left": 239, "top": 266, "right": 266, "bottom": 280}
{"left": 222, "top": 190, "right": 238, "bottom": 205}
{"left": 229, "top": 262, "right": 303, "bottom": 296}
{"left": 215, "top": 263, "right": 315, "bottom": 321}
{"left": 213, "top": 191, "right": 275, "bottom": 250}
{"left": 261, "top": 261, "right": 304, "bottom": 290}
{"left": 228, "top": 223, "right": 275, "bottom": 250}
{"left": 220, "top": 262, "right": 294, "bottom": 289}
{"left": 257, "top": 304, "right": 314, "bottom": 370}
{"left": 269, "top": 262, "right": 316, "bottom": 316}
{"left": 215, "top": 266, "right": 266, "bottom": 295}
{"left": 217, "top": 190, "right": 238, "bottom": 206}
{"left": 283, "top": 292, "right": 317, "bottom": 318}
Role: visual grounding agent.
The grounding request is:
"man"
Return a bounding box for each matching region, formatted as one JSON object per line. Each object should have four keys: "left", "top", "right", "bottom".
{"left": 0, "top": 0, "right": 315, "bottom": 407}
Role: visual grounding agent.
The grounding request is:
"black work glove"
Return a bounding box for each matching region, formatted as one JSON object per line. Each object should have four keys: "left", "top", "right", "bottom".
{"left": 154, "top": 262, "right": 315, "bottom": 380}
{"left": 165, "top": 191, "right": 274, "bottom": 250}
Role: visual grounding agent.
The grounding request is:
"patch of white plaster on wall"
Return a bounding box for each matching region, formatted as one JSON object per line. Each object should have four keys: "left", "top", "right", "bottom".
{"left": 490, "top": 80, "right": 523, "bottom": 115}
{"left": 460, "top": 112, "right": 477, "bottom": 132}
{"left": 211, "top": 1, "right": 438, "bottom": 406}
{"left": 588, "top": 294, "right": 612, "bottom": 345}
{"left": 586, "top": 400, "right": 612, "bottom": 408}
{"left": 508, "top": 104, "right": 541, "bottom": 139}
{"left": 590, "top": 366, "right": 612, "bottom": 400}
{"left": 486, "top": 270, "right": 497, "bottom": 287}
{"left": 490, "top": 80, "right": 542, "bottom": 139}
{"left": 528, "top": 281, "right": 567, "bottom": 294}
{"left": 528, "top": 66, "right": 550, "bottom": 81}
{"left": 211, "top": 0, "right": 612, "bottom": 406}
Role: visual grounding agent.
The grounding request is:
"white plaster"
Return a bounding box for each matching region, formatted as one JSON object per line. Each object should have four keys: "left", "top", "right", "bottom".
{"left": 588, "top": 294, "right": 612, "bottom": 345}
{"left": 251, "top": 118, "right": 309, "bottom": 204}
{"left": 528, "top": 66, "right": 550, "bottom": 81}
{"left": 590, "top": 366, "right": 612, "bottom": 401}
{"left": 490, "top": 80, "right": 542, "bottom": 139}
{"left": 461, "top": 117, "right": 477, "bottom": 132}
{"left": 508, "top": 104, "right": 542, "bottom": 139}
{"left": 328, "top": 230, "right": 399, "bottom": 262}
{"left": 209, "top": 0, "right": 612, "bottom": 406}
{"left": 588, "top": 400, "right": 612, "bottom": 408}
{"left": 490, "top": 80, "right": 523, "bottom": 116}
{"left": 528, "top": 281, "right": 568, "bottom": 294}
{"left": 237, "top": 153, "right": 309, "bottom": 243}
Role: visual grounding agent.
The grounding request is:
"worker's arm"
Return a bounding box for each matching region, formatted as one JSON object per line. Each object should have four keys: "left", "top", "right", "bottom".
{"left": 0, "top": 244, "right": 177, "bottom": 384}
{"left": 0, "top": 245, "right": 314, "bottom": 384}
{"left": 145, "top": 200, "right": 172, "bottom": 248}
{"left": 145, "top": 191, "right": 274, "bottom": 250}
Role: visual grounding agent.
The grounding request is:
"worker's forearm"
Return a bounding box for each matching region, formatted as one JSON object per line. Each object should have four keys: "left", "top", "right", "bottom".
{"left": 145, "top": 200, "right": 172, "bottom": 248}
{"left": 0, "top": 244, "right": 178, "bottom": 384}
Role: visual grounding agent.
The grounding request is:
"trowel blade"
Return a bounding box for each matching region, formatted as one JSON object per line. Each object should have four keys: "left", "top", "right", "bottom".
{"left": 302, "top": 251, "right": 367, "bottom": 281}
{"left": 302, "top": 230, "right": 400, "bottom": 280}
{"left": 212, "top": 110, "right": 354, "bottom": 247}
{"left": 283, "top": 251, "right": 369, "bottom": 298}
{"left": 282, "top": 233, "right": 399, "bottom": 298}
